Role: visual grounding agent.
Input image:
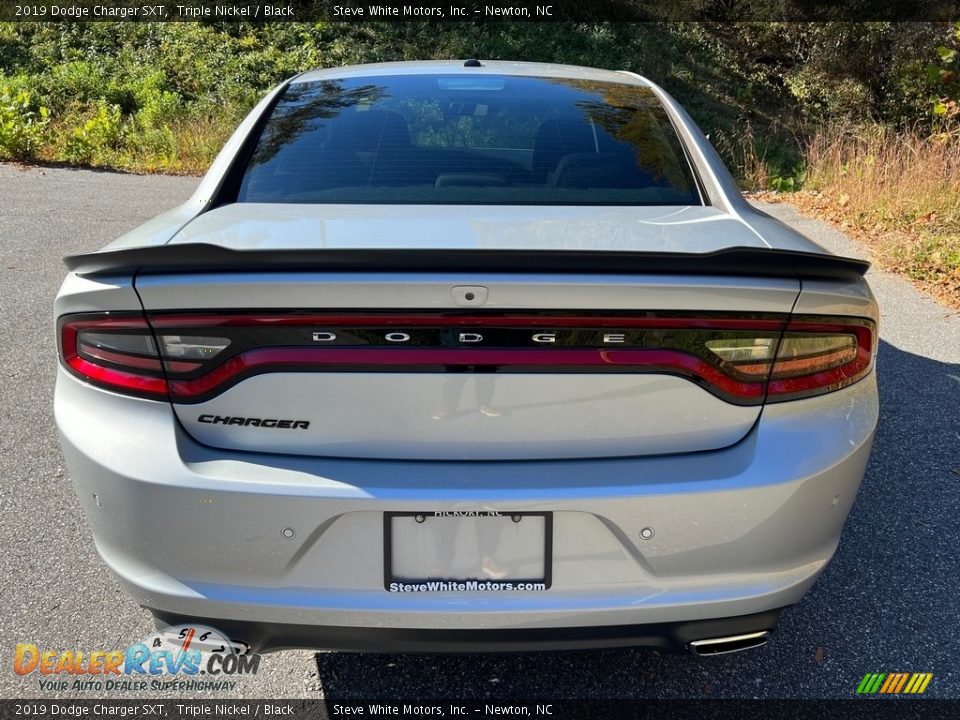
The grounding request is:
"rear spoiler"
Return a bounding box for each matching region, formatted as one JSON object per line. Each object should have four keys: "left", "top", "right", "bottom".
{"left": 64, "top": 244, "right": 869, "bottom": 282}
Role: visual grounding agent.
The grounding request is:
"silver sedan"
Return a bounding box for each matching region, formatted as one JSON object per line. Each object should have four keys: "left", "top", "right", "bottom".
{"left": 54, "top": 60, "right": 878, "bottom": 655}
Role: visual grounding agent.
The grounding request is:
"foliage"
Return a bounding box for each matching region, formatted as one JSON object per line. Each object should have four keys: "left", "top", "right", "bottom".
{"left": 930, "top": 22, "right": 960, "bottom": 121}
{"left": 0, "top": 80, "right": 48, "bottom": 159}
{"left": 780, "top": 125, "right": 960, "bottom": 306}
{"left": 0, "top": 21, "right": 950, "bottom": 176}
{"left": 64, "top": 101, "right": 123, "bottom": 164}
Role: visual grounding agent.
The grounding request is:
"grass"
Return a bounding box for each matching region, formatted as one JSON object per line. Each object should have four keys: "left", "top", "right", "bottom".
{"left": 757, "top": 125, "right": 960, "bottom": 309}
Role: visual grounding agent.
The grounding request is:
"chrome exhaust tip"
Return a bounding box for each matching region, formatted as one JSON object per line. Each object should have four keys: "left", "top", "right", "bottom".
{"left": 688, "top": 630, "right": 770, "bottom": 656}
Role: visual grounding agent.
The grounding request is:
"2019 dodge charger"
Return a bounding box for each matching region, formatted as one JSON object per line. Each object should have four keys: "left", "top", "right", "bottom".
{"left": 55, "top": 60, "right": 878, "bottom": 655}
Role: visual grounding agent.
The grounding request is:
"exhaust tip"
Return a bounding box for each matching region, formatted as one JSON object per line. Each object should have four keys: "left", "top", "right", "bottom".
{"left": 688, "top": 630, "right": 770, "bottom": 656}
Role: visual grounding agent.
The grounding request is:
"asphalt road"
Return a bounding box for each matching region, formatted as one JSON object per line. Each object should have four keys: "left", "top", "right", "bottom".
{"left": 1, "top": 163, "right": 958, "bottom": 700}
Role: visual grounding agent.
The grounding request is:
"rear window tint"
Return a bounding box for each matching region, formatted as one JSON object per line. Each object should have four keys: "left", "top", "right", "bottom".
{"left": 237, "top": 75, "right": 702, "bottom": 206}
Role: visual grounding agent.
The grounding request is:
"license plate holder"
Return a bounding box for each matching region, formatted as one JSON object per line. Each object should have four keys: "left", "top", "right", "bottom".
{"left": 384, "top": 512, "right": 552, "bottom": 591}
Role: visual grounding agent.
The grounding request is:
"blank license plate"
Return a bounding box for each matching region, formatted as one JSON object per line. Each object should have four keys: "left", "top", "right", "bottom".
{"left": 384, "top": 512, "right": 552, "bottom": 592}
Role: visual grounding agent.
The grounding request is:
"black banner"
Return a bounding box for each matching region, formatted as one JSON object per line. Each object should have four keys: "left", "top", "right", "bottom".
{"left": 1, "top": 700, "right": 958, "bottom": 720}
{"left": 0, "top": 0, "right": 959, "bottom": 23}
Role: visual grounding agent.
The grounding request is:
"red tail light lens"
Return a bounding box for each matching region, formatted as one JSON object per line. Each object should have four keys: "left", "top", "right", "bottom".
{"left": 59, "top": 314, "right": 168, "bottom": 398}
{"left": 766, "top": 317, "right": 874, "bottom": 401}
{"left": 58, "top": 313, "right": 230, "bottom": 399}
{"left": 58, "top": 311, "right": 873, "bottom": 405}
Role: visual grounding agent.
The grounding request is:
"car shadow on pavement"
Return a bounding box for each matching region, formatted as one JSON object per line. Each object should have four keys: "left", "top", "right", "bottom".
{"left": 311, "top": 340, "right": 960, "bottom": 699}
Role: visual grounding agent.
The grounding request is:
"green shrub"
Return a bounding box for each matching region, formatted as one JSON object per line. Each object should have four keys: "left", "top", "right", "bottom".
{"left": 0, "top": 81, "right": 48, "bottom": 159}
{"left": 64, "top": 101, "right": 123, "bottom": 164}
{"left": 930, "top": 22, "right": 960, "bottom": 122}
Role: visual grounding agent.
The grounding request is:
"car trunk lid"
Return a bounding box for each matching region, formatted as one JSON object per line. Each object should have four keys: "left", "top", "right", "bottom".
{"left": 65, "top": 204, "right": 869, "bottom": 461}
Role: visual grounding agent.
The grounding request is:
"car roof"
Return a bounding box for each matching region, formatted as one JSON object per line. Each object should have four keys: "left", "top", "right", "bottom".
{"left": 292, "top": 60, "right": 651, "bottom": 86}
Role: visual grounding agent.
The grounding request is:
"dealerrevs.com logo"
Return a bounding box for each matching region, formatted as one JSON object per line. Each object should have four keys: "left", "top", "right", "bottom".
{"left": 14, "top": 625, "right": 261, "bottom": 692}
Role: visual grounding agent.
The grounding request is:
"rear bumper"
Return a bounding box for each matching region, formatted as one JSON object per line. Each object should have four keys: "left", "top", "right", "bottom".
{"left": 150, "top": 608, "right": 783, "bottom": 654}
{"left": 55, "top": 367, "right": 877, "bottom": 649}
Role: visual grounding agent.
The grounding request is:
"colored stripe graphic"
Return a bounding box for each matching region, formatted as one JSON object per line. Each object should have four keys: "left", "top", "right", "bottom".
{"left": 857, "top": 673, "right": 886, "bottom": 694}
{"left": 857, "top": 673, "right": 933, "bottom": 695}
{"left": 906, "top": 673, "right": 934, "bottom": 694}
{"left": 879, "top": 674, "right": 895, "bottom": 693}
{"left": 880, "top": 673, "right": 908, "bottom": 693}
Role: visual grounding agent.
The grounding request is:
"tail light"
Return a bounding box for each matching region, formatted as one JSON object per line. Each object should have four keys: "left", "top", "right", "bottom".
{"left": 702, "top": 316, "right": 873, "bottom": 401}
{"left": 58, "top": 313, "right": 231, "bottom": 400}
{"left": 58, "top": 311, "right": 873, "bottom": 405}
{"left": 765, "top": 317, "right": 874, "bottom": 402}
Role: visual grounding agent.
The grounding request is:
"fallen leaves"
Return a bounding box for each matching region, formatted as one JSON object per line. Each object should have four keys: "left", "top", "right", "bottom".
{"left": 759, "top": 190, "right": 960, "bottom": 310}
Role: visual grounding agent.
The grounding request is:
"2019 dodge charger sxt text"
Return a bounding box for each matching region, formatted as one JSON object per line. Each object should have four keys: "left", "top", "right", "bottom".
{"left": 55, "top": 61, "right": 878, "bottom": 655}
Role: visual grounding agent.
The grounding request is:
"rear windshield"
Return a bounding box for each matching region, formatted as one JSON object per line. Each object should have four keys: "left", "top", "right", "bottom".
{"left": 237, "top": 74, "right": 702, "bottom": 206}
